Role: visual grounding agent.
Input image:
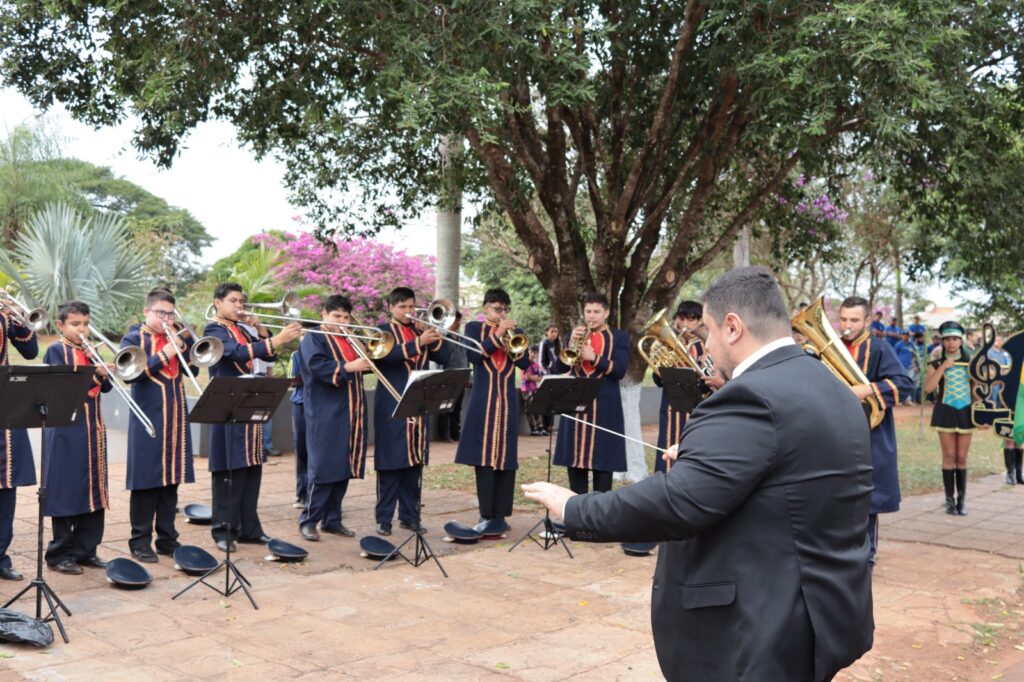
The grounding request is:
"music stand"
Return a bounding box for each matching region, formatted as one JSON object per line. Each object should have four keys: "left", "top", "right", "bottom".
{"left": 173, "top": 376, "right": 291, "bottom": 609}
{"left": 508, "top": 376, "right": 603, "bottom": 558}
{"left": 658, "top": 367, "right": 703, "bottom": 414}
{"left": 0, "top": 365, "right": 96, "bottom": 644}
{"left": 374, "top": 368, "right": 471, "bottom": 577}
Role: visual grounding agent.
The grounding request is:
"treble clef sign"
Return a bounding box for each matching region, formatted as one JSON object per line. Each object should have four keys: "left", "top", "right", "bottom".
{"left": 969, "top": 323, "right": 1003, "bottom": 406}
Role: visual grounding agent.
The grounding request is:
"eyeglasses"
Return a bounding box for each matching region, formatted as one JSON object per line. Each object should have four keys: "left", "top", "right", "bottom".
{"left": 149, "top": 309, "right": 176, "bottom": 319}
{"left": 488, "top": 305, "right": 511, "bottom": 314}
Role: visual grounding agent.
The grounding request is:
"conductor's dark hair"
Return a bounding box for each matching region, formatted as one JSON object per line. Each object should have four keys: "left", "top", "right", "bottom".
{"left": 582, "top": 292, "right": 610, "bottom": 309}
{"left": 839, "top": 296, "right": 870, "bottom": 316}
{"left": 388, "top": 287, "right": 415, "bottom": 306}
{"left": 323, "top": 295, "right": 352, "bottom": 314}
{"left": 702, "top": 266, "right": 789, "bottom": 339}
{"left": 213, "top": 282, "right": 243, "bottom": 300}
{"left": 57, "top": 300, "right": 90, "bottom": 322}
{"left": 674, "top": 300, "right": 703, "bottom": 321}
{"left": 146, "top": 287, "right": 176, "bottom": 307}
{"left": 483, "top": 288, "right": 511, "bottom": 306}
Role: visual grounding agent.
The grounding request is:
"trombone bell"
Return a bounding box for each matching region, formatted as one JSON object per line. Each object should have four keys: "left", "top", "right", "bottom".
{"left": 114, "top": 346, "right": 148, "bottom": 382}
{"left": 190, "top": 336, "right": 225, "bottom": 368}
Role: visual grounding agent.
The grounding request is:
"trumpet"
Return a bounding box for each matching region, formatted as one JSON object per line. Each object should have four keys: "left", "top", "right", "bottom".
{"left": 0, "top": 288, "right": 49, "bottom": 332}
{"left": 559, "top": 321, "right": 587, "bottom": 366}
{"left": 405, "top": 298, "right": 484, "bottom": 353}
{"left": 503, "top": 328, "right": 530, "bottom": 358}
{"left": 78, "top": 327, "right": 156, "bottom": 438}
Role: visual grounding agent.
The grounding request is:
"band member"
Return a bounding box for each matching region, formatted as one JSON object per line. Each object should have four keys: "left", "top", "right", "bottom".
{"left": 373, "top": 287, "right": 449, "bottom": 536}
{"left": 288, "top": 348, "right": 309, "bottom": 508}
{"left": 455, "top": 288, "right": 531, "bottom": 529}
{"left": 0, "top": 296, "right": 39, "bottom": 581}
{"left": 553, "top": 292, "right": 629, "bottom": 493}
{"left": 923, "top": 321, "right": 975, "bottom": 516}
{"left": 838, "top": 296, "right": 913, "bottom": 564}
{"left": 654, "top": 300, "right": 703, "bottom": 474}
{"left": 537, "top": 325, "right": 561, "bottom": 433}
{"left": 297, "top": 295, "right": 369, "bottom": 540}
{"left": 204, "top": 283, "right": 301, "bottom": 551}
{"left": 43, "top": 301, "right": 111, "bottom": 574}
{"left": 120, "top": 288, "right": 196, "bottom": 563}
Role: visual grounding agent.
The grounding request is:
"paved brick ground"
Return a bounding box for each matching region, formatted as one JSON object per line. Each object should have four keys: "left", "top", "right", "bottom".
{"left": 0, "top": 428, "right": 1023, "bottom": 680}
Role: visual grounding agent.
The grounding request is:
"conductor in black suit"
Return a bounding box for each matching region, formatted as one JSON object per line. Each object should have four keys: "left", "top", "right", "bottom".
{"left": 524, "top": 266, "right": 874, "bottom": 682}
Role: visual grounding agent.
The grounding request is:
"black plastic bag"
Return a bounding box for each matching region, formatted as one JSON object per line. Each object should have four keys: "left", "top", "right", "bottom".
{"left": 0, "top": 608, "right": 53, "bottom": 647}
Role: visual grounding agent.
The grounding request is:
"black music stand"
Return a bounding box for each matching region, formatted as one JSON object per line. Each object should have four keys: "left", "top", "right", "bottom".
{"left": 508, "top": 376, "right": 603, "bottom": 558}
{"left": 374, "top": 368, "right": 471, "bottom": 577}
{"left": 659, "top": 367, "right": 703, "bottom": 414}
{"left": 0, "top": 365, "right": 96, "bottom": 644}
{"left": 173, "top": 376, "right": 291, "bottom": 609}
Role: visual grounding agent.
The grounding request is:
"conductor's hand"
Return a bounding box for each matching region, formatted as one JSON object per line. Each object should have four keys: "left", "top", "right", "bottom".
{"left": 522, "top": 482, "right": 576, "bottom": 522}
{"left": 273, "top": 322, "right": 303, "bottom": 346}
{"left": 662, "top": 443, "right": 680, "bottom": 464}
{"left": 419, "top": 327, "right": 442, "bottom": 345}
{"left": 345, "top": 358, "right": 372, "bottom": 373}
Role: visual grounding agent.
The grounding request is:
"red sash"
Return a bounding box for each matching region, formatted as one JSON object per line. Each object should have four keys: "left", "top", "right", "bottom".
{"left": 329, "top": 334, "right": 359, "bottom": 363}
{"left": 152, "top": 331, "right": 179, "bottom": 377}
{"left": 488, "top": 323, "right": 507, "bottom": 371}
{"left": 71, "top": 345, "right": 102, "bottom": 398}
{"left": 225, "top": 323, "right": 252, "bottom": 372}
{"left": 582, "top": 329, "right": 605, "bottom": 375}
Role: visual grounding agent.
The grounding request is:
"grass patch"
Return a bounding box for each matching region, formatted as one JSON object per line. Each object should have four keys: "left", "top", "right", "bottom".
{"left": 428, "top": 421, "right": 1007, "bottom": 509}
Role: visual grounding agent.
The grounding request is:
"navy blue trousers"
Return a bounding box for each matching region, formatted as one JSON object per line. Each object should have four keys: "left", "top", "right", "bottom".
{"left": 299, "top": 479, "right": 349, "bottom": 530}
{"left": 375, "top": 465, "right": 421, "bottom": 525}
{"left": 0, "top": 488, "right": 16, "bottom": 569}
{"left": 292, "top": 402, "right": 308, "bottom": 502}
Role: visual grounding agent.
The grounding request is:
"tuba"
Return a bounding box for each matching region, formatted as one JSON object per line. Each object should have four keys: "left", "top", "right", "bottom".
{"left": 637, "top": 310, "right": 702, "bottom": 376}
{"left": 791, "top": 297, "right": 884, "bottom": 429}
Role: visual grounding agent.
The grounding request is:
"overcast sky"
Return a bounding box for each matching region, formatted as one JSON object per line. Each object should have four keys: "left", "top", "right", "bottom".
{"left": 1, "top": 86, "right": 963, "bottom": 310}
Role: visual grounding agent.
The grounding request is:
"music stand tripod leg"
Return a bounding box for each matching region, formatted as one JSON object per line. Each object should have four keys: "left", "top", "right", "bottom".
{"left": 509, "top": 417, "right": 573, "bottom": 558}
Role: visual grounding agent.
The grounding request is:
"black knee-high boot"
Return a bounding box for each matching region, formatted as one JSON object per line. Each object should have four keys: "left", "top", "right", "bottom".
{"left": 1015, "top": 449, "right": 1023, "bottom": 485}
{"left": 955, "top": 468, "right": 968, "bottom": 516}
{"left": 1004, "top": 449, "right": 1016, "bottom": 485}
{"left": 942, "top": 469, "right": 956, "bottom": 515}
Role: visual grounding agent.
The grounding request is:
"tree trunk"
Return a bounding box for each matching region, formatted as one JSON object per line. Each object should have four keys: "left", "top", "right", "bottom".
{"left": 893, "top": 243, "right": 903, "bottom": 327}
{"left": 615, "top": 382, "right": 648, "bottom": 484}
{"left": 733, "top": 225, "right": 750, "bottom": 268}
{"left": 435, "top": 135, "right": 462, "bottom": 304}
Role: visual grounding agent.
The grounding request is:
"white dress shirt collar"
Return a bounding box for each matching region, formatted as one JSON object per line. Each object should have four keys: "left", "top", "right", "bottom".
{"left": 730, "top": 337, "right": 796, "bottom": 380}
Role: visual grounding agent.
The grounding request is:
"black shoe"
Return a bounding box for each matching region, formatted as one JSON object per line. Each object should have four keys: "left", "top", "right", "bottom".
{"left": 292, "top": 498, "right": 306, "bottom": 509}
{"left": 322, "top": 524, "right": 356, "bottom": 537}
{"left": 944, "top": 496, "right": 957, "bottom": 515}
{"left": 1015, "top": 451, "right": 1024, "bottom": 484}
{"left": 215, "top": 540, "right": 237, "bottom": 553}
{"left": 376, "top": 522, "right": 392, "bottom": 536}
{"left": 156, "top": 542, "right": 181, "bottom": 557}
{"left": 0, "top": 567, "right": 23, "bottom": 581}
{"left": 78, "top": 556, "right": 108, "bottom": 569}
{"left": 400, "top": 520, "right": 428, "bottom": 533}
{"left": 52, "top": 560, "right": 83, "bottom": 575}
{"left": 300, "top": 525, "right": 320, "bottom": 541}
{"left": 956, "top": 498, "right": 968, "bottom": 516}
{"left": 239, "top": 534, "right": 273, "bottom": 544}
{"left": 131, "top": 547, "right": 158, "bottom": 564}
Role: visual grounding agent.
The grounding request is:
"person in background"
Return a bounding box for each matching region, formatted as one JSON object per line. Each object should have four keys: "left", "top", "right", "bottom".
{"left": 912, "top": 333, "right": 927, "bottom": 403}
{"left": 521, "top": 345, "right": 546, "bottom": 436}
{"left": 438, "top": 311, "right": 467, "bottom": 444}
{"left": 893, "top": 331, "right": 918, "bottom": 405}
{"left": 289, "top": 347, "right": 308, "bottom": 509}
{"left": 965, "top": 329, "right": 983, "bottom": 355}
{"left": 927, "top": 333, "right": 943, "bottom": 355}
{"left": 870, "top": 311, "right": 886, "bottom": 339}
{"left": 537, "top": 325, "right": 561, "bottom": 434}
{"left": 885, "top": 316, "right": 903, "bottom": 347}
{"left": 907, "top": 314, "right": 926, "bottom": 338}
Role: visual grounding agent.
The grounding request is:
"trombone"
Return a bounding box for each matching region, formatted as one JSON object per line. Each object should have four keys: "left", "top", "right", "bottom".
{"left": 204, "top": 303, "right": 387, "bottom": 343}
{"left": 0, "top": 288, "right": 49, "bottom": 333}
{"left": 169, "top": 310, "right": 225, "bottom": 370}
{"left": 405, "top": 299, "right": 484, "bottom": 353}
{"left": 160, "top": 322, "right": 205, "bottom": 396}
{"left": 78, "top": 327, "right": 156, "bottom": 438}
{"left": 333, "top": 316, "right": 402, "bottom": 401}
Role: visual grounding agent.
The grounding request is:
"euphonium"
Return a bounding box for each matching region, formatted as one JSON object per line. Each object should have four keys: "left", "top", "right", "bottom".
{"left": 637, "top": 310, "right": 704, "bottom": 376}
{"left": 791, "top": 296, "right": 885, "bottom": 429}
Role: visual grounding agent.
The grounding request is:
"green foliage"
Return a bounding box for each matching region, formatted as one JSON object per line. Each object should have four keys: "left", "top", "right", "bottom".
{"left": 2, "top": 0, "right": 1020, "bottom": 371}
{"left": 0, "top": 119, "right": 73, "bottom": 246}
{"left": 0, "top": 202, "right": 152, "bottom": 332}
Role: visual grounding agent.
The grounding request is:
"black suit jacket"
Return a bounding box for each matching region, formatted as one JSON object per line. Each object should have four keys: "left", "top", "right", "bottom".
{"left": 564, "top": 344, "right": 874, "bottom": 681}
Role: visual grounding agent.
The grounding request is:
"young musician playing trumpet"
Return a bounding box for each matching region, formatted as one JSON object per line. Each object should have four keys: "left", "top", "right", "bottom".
{"left": 553, "top": 292, "right": 630, "bottom": 493}
{"left": 0, "top": 294, "right": 39, "bottom": 581}
{"left": 43, "top": 301, "right": 111, "bottom": 574}
{"left": 204, "top": 283, "right": 302, "bottom": 552}
{"left": 119, "top": 287, "right": 196, "bottom": 563}
{"left": 297, "top": 295, "right": 369, "bottom": 541}
{"left": 454, "top": 288, "right": 532, "bottom": 530}
{"left": 373, "top": 287, "right": 449, "bottom": 536}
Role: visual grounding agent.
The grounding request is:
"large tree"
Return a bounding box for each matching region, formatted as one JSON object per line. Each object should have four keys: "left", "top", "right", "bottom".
{"left": 3, "top": 1, "right": 1019, "bottom": 377}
